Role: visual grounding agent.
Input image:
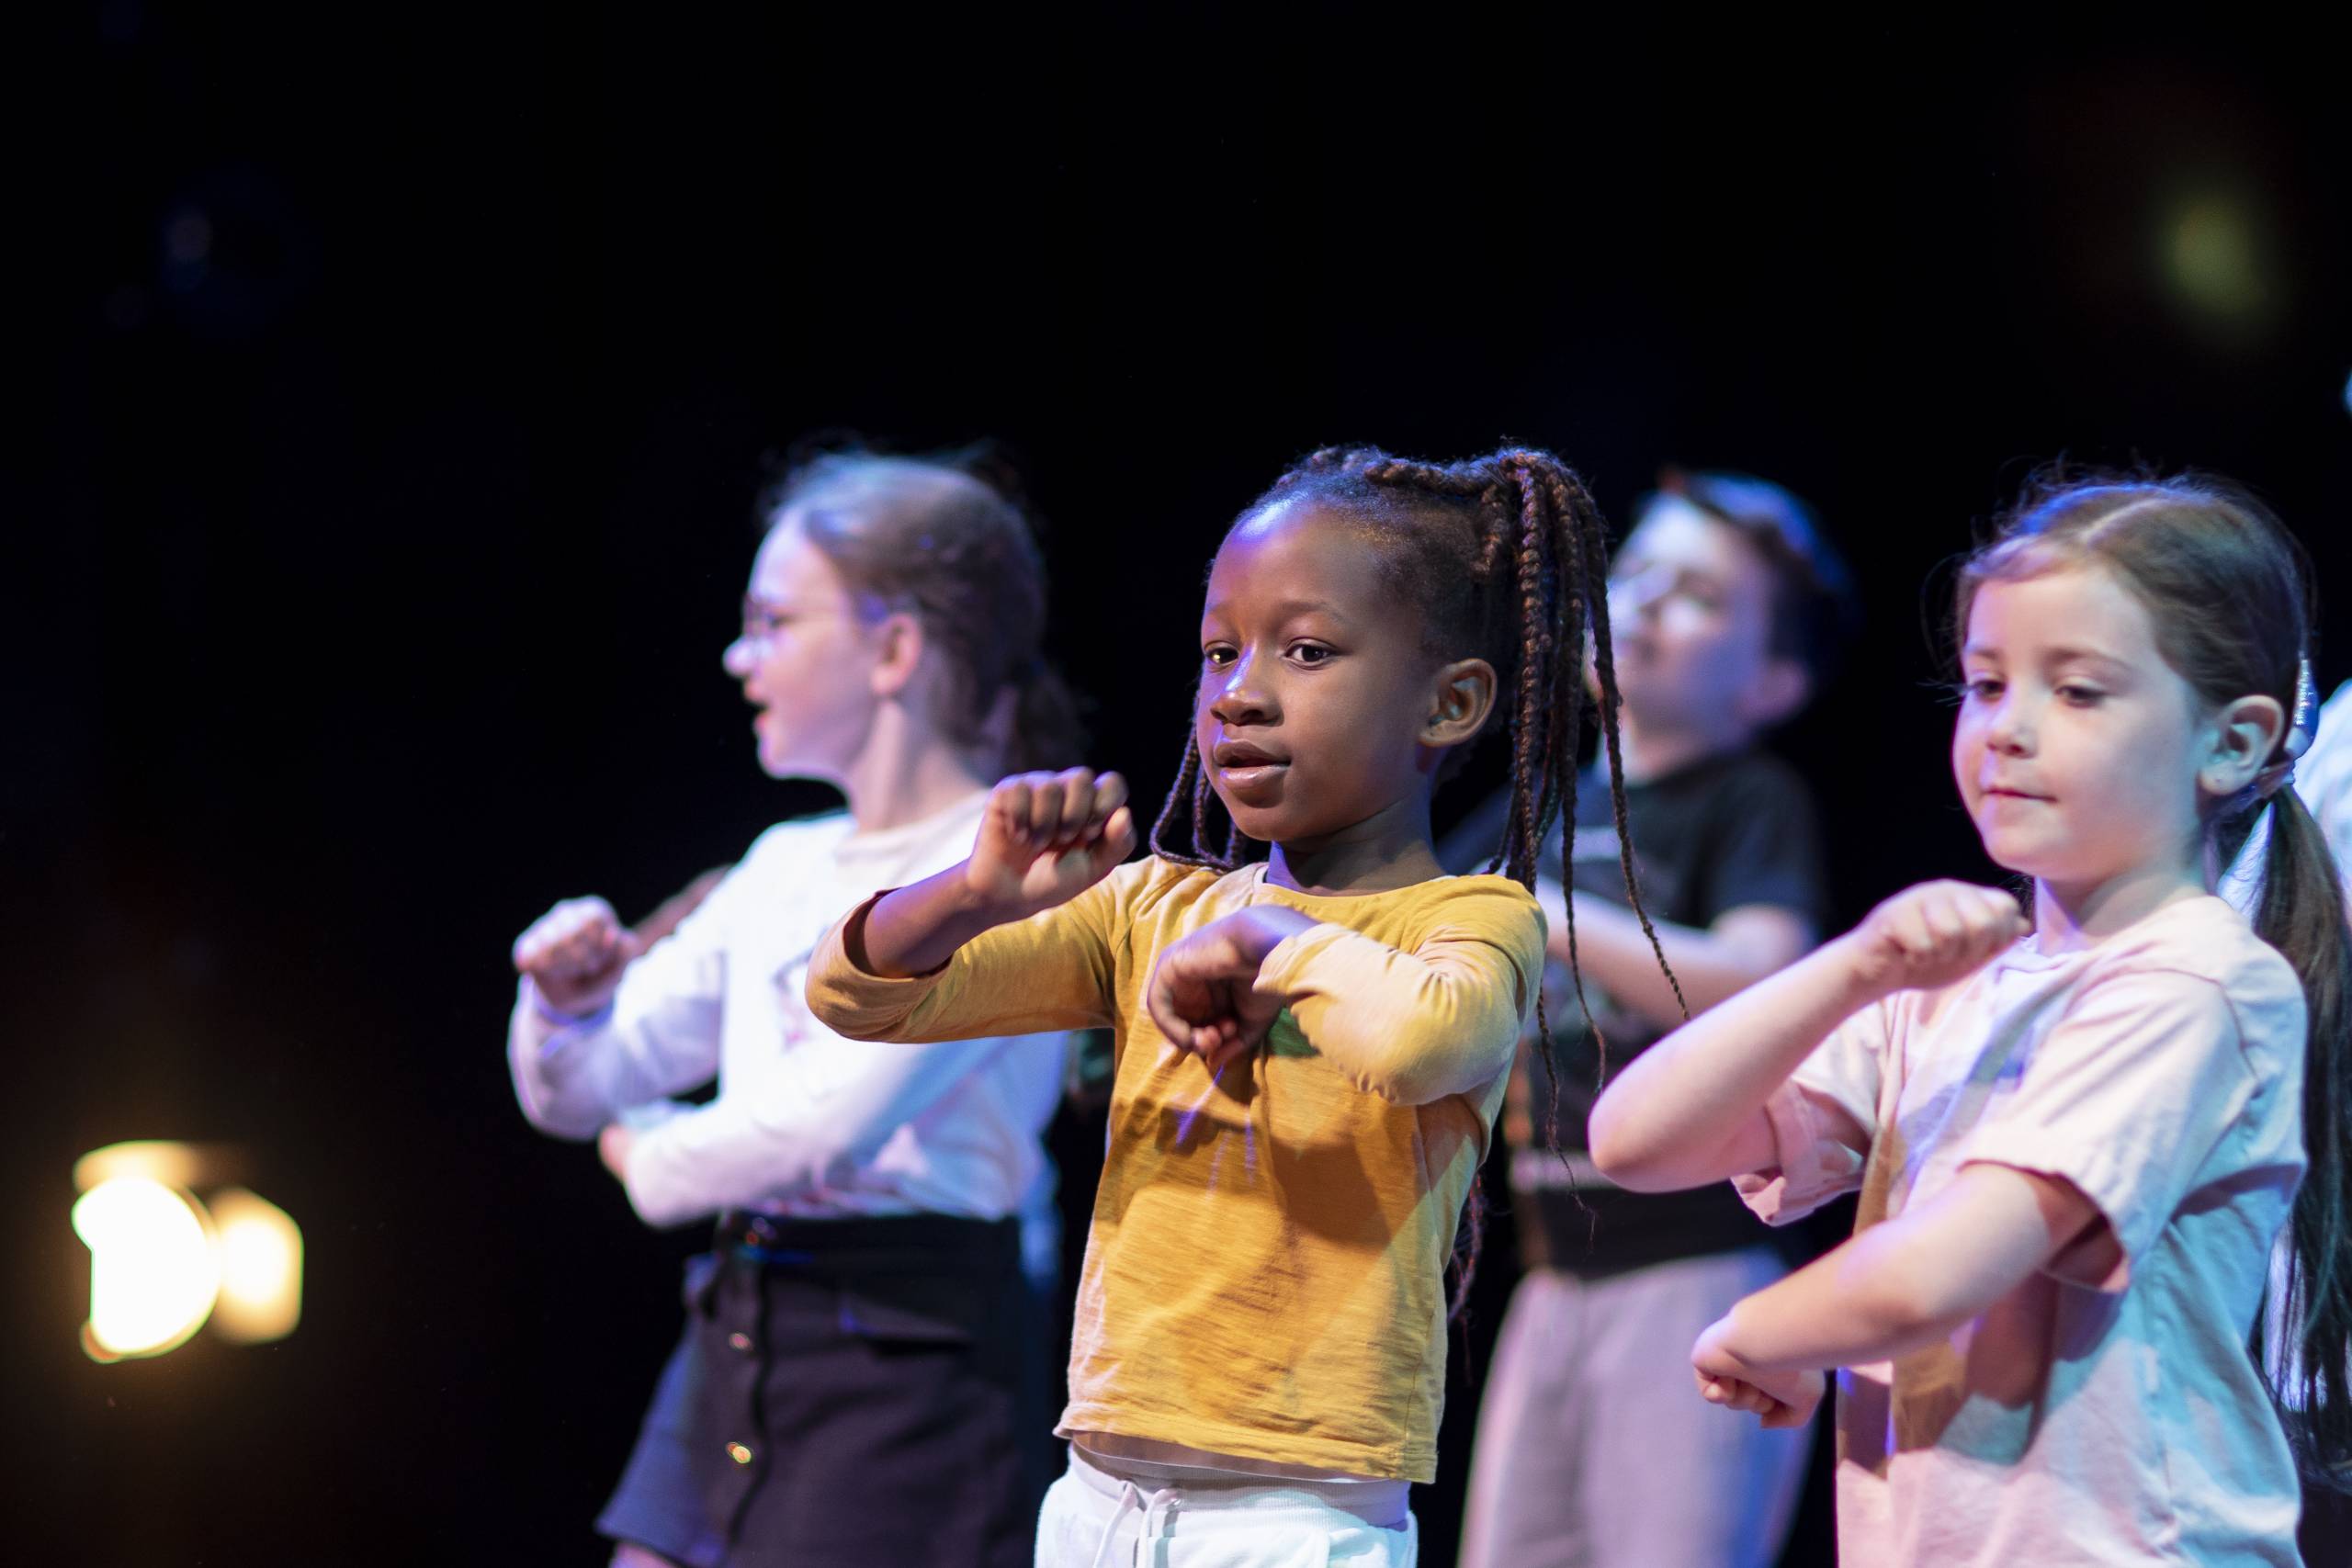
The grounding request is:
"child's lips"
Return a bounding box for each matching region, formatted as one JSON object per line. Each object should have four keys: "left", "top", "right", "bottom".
{"left": 1217, "top": 761, "right": 1288, "bottom": 799}
{"left": 1212, "top": 742, "right": 1289, "bottom": 798}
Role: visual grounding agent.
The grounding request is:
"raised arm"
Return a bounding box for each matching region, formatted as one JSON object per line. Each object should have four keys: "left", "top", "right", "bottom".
{"left": 1588, "top": 881, "right": 2027, "bottom": 1191}
{"left": 808, "top": 769, "right": 1141, "bottom": 1044}
{"left": 852, "top": 769, "right": 1135, "bottom": 976}
{"left": 507, "top": 887, "right": 731, "bottom": 1138}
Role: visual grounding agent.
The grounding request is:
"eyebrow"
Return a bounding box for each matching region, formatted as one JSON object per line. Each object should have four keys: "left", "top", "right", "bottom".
{"left": 1201, "top": 596, "right": 1355, "bottom": 626}
{"left": 1962, "top": 642, "right": 2132, "bottom": 671}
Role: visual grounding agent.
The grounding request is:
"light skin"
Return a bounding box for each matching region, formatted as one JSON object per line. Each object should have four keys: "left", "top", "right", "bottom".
{"left": 846, "top": 501, "right": 1501, "bottom": 1077}
{"left": 1542, "top": 500, "right": 1816, "bottom": 1029}
{"left": 512, "top": 513, "right": 1004, "bottom": 1183}
{"left": 1586, "top": 561, "right": 2285, "bottom": 1427}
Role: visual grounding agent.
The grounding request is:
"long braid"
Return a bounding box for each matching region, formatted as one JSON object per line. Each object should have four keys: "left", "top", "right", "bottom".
{"left": 1559, "top": 464, "right": 1688, "bottom": 1058}
{"left": 1149, "top": 733, "right": 1225, "bottom": 870}
{"left": 1147, "top": 444, "right": 1684, "bottom": 1316}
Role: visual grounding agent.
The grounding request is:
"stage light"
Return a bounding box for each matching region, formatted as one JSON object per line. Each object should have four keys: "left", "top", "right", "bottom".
{"left": 209, "top": 1188, "right": 302, "bottom": 1344}
{"left": 2165, "top": 195, "right": 2267, "bottom": 323}
{"left": 70, "top": 1142, "right": 303, "bottom": 1360}
{"left": 72, "top": 1177, "right": 220, "bottom": 1361}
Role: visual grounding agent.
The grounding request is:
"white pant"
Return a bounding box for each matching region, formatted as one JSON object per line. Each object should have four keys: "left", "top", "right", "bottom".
{"left": 1037, "top": 1448, "right": 1418, "bottom": 1568}
{"left": 1457, "top": 1248, "right": 1812, "bottom": 1568}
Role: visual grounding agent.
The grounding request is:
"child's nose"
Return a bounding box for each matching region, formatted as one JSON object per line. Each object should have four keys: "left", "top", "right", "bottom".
{"left": 1608, "top": 566, "right": 1668, "bottom": 621}
{"left": 1986, "top": 695, "right": 2034, "bottom": 753}
{"left": 722, "top": 637, "right": 757, "bottom": 679}
{"left": 1208, "top": 660, "right": 1274, "bottom": 725}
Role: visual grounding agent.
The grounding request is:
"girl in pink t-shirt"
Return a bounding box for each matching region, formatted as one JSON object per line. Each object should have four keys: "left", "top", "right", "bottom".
{"left": 1589, "top": 473, "right": 2352, "bottom": 1565}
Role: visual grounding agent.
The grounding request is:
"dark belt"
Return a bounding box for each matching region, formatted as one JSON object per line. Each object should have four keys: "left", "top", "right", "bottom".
{"left": 713, "top": 1209, "right": 1015, "bottom": 1269}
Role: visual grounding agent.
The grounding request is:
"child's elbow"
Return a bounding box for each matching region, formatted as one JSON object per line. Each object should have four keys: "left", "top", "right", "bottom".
{"left": 1584, "top": 1101, "right": 1706, "bottom": 1193}
{"left": 1346, "top": 1057, "right": 1446, "bottom": 1106}
{"left": 801, "top": 972, "right": 895, "bottom": 1042}
{"left": 1849, "top": 1268, "right": 1956, "bottom": 1345}
{"left": 1585, "top": 1098, "right": 1663, "bottom": 1190}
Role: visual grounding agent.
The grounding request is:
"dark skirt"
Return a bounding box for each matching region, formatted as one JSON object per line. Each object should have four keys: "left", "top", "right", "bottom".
{"left": 597, "top": 1213, "right": 1053, "bottom": 1568}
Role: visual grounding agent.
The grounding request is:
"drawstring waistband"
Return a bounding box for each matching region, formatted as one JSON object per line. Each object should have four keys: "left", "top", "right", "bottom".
{"left": 1083, "top": 1471, "right": 1179, "bottom": 1568}
{"left": 1065, "top": 1445, "right": 1408, "bottom": 1564}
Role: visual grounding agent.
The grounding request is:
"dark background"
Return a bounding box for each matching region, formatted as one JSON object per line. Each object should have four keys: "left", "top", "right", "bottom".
{"left": 12, "top": 7, "right": 2350, "bottom": 1564}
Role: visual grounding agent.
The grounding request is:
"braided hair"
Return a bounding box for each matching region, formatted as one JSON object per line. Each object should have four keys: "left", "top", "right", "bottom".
{"left": 1151, "top": 444, "right": 1683, "bottom": 1310}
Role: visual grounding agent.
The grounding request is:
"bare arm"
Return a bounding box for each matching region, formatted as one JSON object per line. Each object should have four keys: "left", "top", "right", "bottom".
{"left": 1696, "top": 1161, "right": 2107, "bottom": 1373}
{"left": 1588, "top": 881, "right": 2028, "bottom": 1192}
{"left": 1540, "top": 874, "right": 1812, "bottom": 1027}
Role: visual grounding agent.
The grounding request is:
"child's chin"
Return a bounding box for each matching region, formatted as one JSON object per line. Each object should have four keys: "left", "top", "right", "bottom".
{"left": 1207, "top": 793, "right": 1281, "bottom": 846}
{"left": 1975, "top": 832, "right": 2054, "bottom": 881}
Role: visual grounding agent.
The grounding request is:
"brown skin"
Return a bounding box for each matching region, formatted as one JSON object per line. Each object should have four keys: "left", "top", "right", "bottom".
{"left": 850, "top": 502, "right": 1499, "bottom": 1077}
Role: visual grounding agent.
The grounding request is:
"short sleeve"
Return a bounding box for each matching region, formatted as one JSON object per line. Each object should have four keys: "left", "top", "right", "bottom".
{"left": 1697, "top": 761, "right": 1830, "bottom": 928}
{"left": 1734, "top": 996, "right": 1888, "bottom": 1225}
{"left": 1957, "top": 970, "right": 2263, "bottom": 1291}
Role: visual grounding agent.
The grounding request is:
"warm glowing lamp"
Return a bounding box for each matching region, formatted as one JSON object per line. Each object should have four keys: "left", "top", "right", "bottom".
{"left": 208, "top": 1187, "right": 302, "bottom": 1344}
{"left": 71, "top": 1176, "right": 220, "bottom": 1361}
{"left": 71, "top": 1141, "right": 303, "bottom": 1360}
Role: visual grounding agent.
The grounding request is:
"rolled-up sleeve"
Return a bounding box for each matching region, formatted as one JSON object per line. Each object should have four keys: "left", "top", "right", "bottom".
{"left": 1734, "top": 996, "right": 1887, "bottom": 1225}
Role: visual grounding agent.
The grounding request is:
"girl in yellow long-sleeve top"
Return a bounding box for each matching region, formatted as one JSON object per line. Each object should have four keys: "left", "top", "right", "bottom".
{"left": 806, "top": 446, "right": 1672, "bottom": 1566}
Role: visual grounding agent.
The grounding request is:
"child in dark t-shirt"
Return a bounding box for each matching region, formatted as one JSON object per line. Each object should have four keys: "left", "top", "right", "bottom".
{"left": 1443, "top": 470, "right": 1854, "bottom": 1568}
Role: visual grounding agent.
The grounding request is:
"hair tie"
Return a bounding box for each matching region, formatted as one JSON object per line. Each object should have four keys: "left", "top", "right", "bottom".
{"left": 2255, "top": 655, "right": 2318, "bottom": 799}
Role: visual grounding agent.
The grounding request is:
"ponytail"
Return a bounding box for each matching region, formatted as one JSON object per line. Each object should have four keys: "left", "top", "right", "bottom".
{"left": 2255, "top": 784, "right": 2352, "bottom": 1481}
{"left": 1959, "top": 469, "right": 2352, "bottom": 1479}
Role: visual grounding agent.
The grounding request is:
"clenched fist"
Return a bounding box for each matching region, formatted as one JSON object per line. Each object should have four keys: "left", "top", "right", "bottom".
{"left": 1691, "top": 1317, "right": 1823, "bottom": 1431}
{"left": 513, "top": 896, "right": 640, "bottom": 1017}
{"left": 1842, "top": 880, "right": 2030, "bottom": 999}
{"left": 965, "top": 769, "right": 1136, "bottom": 921}
{"left": 1144, "top": 907, "right": 1313, "bottom": 1077}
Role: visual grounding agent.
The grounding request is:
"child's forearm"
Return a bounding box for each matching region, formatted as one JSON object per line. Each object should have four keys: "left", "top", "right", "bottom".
{"left": 1254, "top": 919, "right": 1529, "bottom": 1104}
{"left": 1706, "top": 1230, "right": 1974, "bottom": 1373}
{"left": 1705, "top": 1163, "right": 2097, "bottom": 1371}
{"left": 848, "top": 865, "right": 1017, "bottom": 978}
{"left": 1588, "top": 931, "right": 1879, "bottom": 1190}
{"left": 1553, "top": 886, "right": 1810, "bottom": 1026}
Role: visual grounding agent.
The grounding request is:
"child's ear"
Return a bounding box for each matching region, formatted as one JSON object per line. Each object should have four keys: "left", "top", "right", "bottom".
{"left": 1738, "top": 657, "right": 1812, "bottom": 729}
{"left": 869, "top": 611, "right": 925, "bottom": 699}
{"left": 2199, "top": 694, "right": 2288, "bottom": 796}
{"left": 1425, "top": 659, "right": 1498, "bottom": 749}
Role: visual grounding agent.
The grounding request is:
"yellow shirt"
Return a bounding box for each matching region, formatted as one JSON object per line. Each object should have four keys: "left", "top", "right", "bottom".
{"left": 805, "top": 855, "right": 1544, "bottom": 1482}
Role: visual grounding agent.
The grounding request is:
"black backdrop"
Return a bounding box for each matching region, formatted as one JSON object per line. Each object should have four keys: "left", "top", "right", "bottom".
{"left": 12, "top": 9, "right": 2351, "bottom": 1564}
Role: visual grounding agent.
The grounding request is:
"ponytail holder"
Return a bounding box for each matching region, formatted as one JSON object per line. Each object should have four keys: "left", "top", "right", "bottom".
{"left": 2255, "top": 655, "right": 2318, "bottom": 799}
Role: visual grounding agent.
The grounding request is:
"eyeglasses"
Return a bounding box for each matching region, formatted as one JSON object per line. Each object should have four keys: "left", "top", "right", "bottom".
{"left": 737, "top": 596, "right": 841, "bottom": 644}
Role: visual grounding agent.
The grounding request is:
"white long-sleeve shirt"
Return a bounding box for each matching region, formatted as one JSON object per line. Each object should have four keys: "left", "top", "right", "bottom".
{"left": 509, "top": 791, "right": 1068, "bottom": 1228}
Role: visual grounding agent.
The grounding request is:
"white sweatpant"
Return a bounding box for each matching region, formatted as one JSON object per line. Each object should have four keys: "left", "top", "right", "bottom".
{"left": 1036, "top": 1448, "right": 1418, "bottom": 1568}
{"left": 1456, "top": 1247, "right": 1812, "bottom": 1568}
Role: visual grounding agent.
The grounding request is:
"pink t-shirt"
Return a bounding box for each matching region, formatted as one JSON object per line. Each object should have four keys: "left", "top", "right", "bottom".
{"left": 1740, "top": 895, "right": 2306, "bottom": 1565}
